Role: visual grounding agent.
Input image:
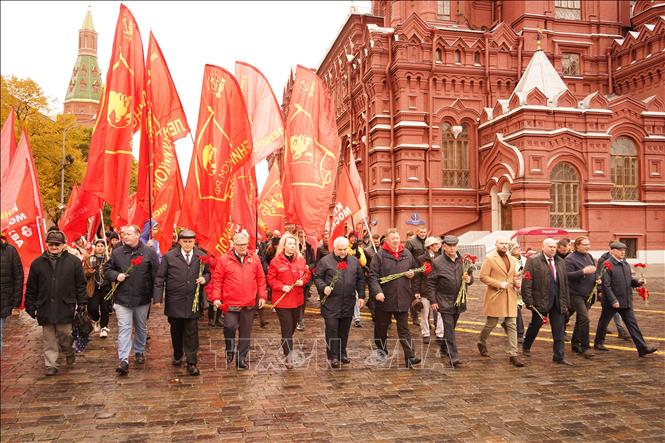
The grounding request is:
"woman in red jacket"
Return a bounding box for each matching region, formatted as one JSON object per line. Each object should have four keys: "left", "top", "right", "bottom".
{"left": 267, "top": 233, "right": 311, "bottom": 368}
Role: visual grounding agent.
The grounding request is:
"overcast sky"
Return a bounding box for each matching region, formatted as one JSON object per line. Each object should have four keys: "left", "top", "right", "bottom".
{"left": 1, "top": 0, "right": 371, "bottom": 189}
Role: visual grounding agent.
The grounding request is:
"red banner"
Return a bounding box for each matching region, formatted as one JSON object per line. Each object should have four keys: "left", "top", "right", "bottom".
{"left": 1, "top": 129, "right": 44, "bottom": 298}
{"left": 348, "top": 147, "right": 367, "bottom": 220}
{"left": 80, "top": 4, "right": 145, "bottom": 228}
{"left": 235, "top": 61, "right": 284, "bottom": 167}
{"left": 330, "top": 165, "right": 361, "bottom": 248}
{"left": 282, "top": 65, "right": 340, "bottom": 241}
{"left": 180, "top": 65, "right": 252, "bottom": 255}
{"left": 230, "top": 165, "right": 257, "bottom": 249}
{"left": 257, "top": 161, "right": 285, "bottom": 235}
{"left": 1, "top": 109, "right": 16, "bottom": 183}
{"left": 134, "top": 32, "right": 189, "bottom": 255}
{"left": 60, "top": 182, "right": 102, "bottom": 243}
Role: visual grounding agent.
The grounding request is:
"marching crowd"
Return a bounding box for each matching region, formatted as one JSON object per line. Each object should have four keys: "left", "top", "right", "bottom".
{"left": 0, "top": 223, "right": 658, "bottom": 377}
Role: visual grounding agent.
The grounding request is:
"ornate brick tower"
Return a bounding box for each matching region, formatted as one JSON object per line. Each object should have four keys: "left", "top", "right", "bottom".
{"left": 63, "top": 7, "right": 102, "bottom": 127}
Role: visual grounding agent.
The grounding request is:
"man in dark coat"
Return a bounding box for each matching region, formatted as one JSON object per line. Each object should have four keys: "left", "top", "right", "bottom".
{"left": 564, "top": 236, "right": 598, "bottom": 358}
{"left": 521, "top": 238, "right": 572, "bottom": 365}
{"left": 314, "top": 236, "right": 365, "bottom": 368}
{"left": 593, "top": 242, "right": 657, "bottom": 357}
{"left": 369, "top": 228, "right": 421, "bottom": 368}
{"left": 427, "top": 235, "right": 472, "bottom": 366}
{"left": 105, "top": 224, "right": 159, "bottom": 376}
{"left": 154, "top": 229, "right": 211, "bottom": 376}
{"left": 0, "top": 232, "right": 23, "bottom": 350}
{"left": 405, "top": 226, "right": 427, "bottom": 326}
{"left": 24, "top": 231, "right": 87, "bottom": 376}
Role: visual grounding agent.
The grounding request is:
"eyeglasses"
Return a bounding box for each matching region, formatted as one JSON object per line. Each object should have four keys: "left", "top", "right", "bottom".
{"left": 47, "top": 243, "right": 62, "bottom": 247}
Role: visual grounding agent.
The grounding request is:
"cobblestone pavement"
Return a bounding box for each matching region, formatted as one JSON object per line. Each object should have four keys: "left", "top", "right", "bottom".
{"left": 1, "top": 280, "right": 663, "bottom": 442}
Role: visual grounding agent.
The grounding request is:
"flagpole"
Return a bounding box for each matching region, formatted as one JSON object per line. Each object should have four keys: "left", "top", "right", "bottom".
{"left": 99, "top": 208, "right": 109, "bottom": 259}
{"left": 36, "top": 216, "right": 45, "bottom": 253}
{"left": 361, "top": 215, "right": 377, "bottom": 253}
{"left": 147, "top": 120, "right": 154, "bottom": 241}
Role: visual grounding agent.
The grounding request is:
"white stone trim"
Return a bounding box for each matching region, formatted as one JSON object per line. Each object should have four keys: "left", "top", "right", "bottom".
{"left": 395, "top": 121, "right": 429, "bottom": 128}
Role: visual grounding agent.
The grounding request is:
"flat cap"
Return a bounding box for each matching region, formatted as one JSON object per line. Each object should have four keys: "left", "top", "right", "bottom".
{"left": 424, "top": 236, "right": 442, "bottom": 248}
{"left": 178, "top": 229, "right": 196, "bottom": 240}
{"left": 442, "top": 235, "right": 459, "bottom": 246}
{"left": 610, "top": 241, "right": 627, "bottom": 250}
{"left": 45, "top": 230, "right": 66, "bottom": 244}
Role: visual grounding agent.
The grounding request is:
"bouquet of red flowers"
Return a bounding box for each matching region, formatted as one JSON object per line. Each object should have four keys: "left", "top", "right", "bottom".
{"left": 321, "top": 261, "right": 348, "bottom": 306}
{"left": 455, "top": 254, "right": 477, "bottom": 306}
{"left": 379, "top": 262, "right": 432, "bottom": 285}
{"left": 633, "top": 263, "right": 650, "bottom": 305}
{"left": 192, "top": 255, "right": 210, "bottom": 312}
{"left": 105, "top": 255, "right": 144, "bottom": 301}
{"left": 587, "top": 261, "right": 613, "bottom": 305}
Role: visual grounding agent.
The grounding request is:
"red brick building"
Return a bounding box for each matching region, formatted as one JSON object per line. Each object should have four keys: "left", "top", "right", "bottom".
{"left": 289, "top": 0, "right": 665, "bottom": 260}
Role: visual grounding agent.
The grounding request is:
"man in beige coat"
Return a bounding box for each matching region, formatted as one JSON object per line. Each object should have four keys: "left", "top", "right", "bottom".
{"left": 477, "top": 237, "right": 527, "bottom": 367}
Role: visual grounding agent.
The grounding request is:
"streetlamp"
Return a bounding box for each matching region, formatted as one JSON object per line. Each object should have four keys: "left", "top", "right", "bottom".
{"left": 60, "top": 123, "right": 78, "bottom": 210}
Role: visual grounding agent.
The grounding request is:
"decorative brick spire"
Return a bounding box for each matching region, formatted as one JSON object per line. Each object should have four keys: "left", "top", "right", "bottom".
{"left": 63, "top": 6, "right": 102, "bottom": 127}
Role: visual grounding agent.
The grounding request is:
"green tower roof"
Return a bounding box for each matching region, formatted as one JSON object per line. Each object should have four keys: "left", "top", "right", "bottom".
{"left": 81, "top": 8, "right": 95, "bottom": 31}
{"left": 64, "top": 55, "right": 102, "bottom": 103}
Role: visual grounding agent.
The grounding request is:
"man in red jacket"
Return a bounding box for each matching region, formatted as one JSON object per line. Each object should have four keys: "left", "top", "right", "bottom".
{"left": 209, "top": 232, "right": 267, "bottom": 370}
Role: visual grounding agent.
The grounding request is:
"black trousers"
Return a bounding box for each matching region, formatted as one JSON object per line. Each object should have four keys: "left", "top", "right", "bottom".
{"left": 440, "top": 312, "right": 460, "bottom": 361}
{"left": 373, "top": 310, "right": 414, "bottom": 360}
{"left": 523, "top": 306, "right": 566, "bottom": 361}
{"left": 168, "top": 317, "right": 199, "bottom": 364}
{"left": 594, "top": 306, "right": 648, "bottom": 352}
{"left": 276, "top": 307, "right": 301, "bottom": 356}
{"left": 88, "top": 288, "right": 112, "bottom": 328}
{"left": 323, "top": 317, "right": 352, "bottom": 361}
{"left": 569, "top": 296, "right": 591, "bottom": 350}
{"left": 223, "top": 309, "right": 255, "bottom": 362}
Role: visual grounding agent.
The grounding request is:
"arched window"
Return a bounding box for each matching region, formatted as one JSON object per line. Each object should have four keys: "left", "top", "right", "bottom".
{"left": 610, "top": 136, "right": 638, "bottom": 201}
{"left": 550, "top": 162, "right": 579, "bottom": 228}
{"left": 441, "top": 123, "right": 469, "bottom": 187}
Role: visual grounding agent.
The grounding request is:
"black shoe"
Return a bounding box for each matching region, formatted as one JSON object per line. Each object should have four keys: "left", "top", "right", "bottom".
{"left": 116, "top": 360, "right": 129, "bottom": 376}
{"left": 236, "top": 360, "right": 249, "bottom": 370}
{"left": 451, "top": 359, "right": 463, "bottom": 367}
{"left": 554, "top": 358, "right": 574, "bottom": 366}
{"left": 571, "top": 345, "right": 583, "bottom": 354}
{"left": 172, "top": 358, "right": 182, "bottom": 367}
{"left": 226, "top": 352, "right": 234, "bottom": 364}
{"left": 594, "top": 344, "right": 609, "bottom": 351}
{"left": 522, "top": 348, "right": 531, "bottom": 357}
{"left": 582, "top": 349, "right": 595, "bottom": 359}
{"left": 638, "top": 346, "right": 658, "bottom": 357}
{"left": 510, "top": 356, "right": 527, "bottom": 367}
{"left": 46, "top": 367, "right": 58, "bottom": 376}
{"left": 517, "top": 335, "right": 524, "bottom": 345}
{"left": 296, "top": 320, "right": 305, "bottom": 331}
{"left": 341, "top": 356, "right": 350, "bottom": 364}
{"left": 187, "top": 364, "right": 200, "bottom": 376}
{"left": 330, "top": 359, "right": 340, "bottom": 369}
{"left": 215, "top": 320, "right": 224, "bottom": 328}
{"left": 66, "top": 353, "right": 76, "bottom": 366}
{"left": 406, "top": 357, "right": 421, "bottom": 368}
{"left": 135, "top": 353, "right": 145, "bottom": 365}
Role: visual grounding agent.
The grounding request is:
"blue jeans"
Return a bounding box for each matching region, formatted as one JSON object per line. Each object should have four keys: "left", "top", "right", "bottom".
{"left": 113, "top": 303, "right": 150, "bottom": 363}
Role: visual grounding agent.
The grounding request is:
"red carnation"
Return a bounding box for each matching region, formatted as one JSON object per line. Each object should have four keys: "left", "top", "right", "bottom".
{"left": 634, "top": 263, "right": 647, "bottom": 268}
{"left": 542, "top": 316, "right": 549, "bottom": 326}
{"left": 470, "top": 255, "right": 477, "bottom": 264}
{"left": 337, "top": 262, "right": 348, "bottom": 271}
{"left": 131, "top": 256, "right": 144, "bottom": 267}
{"left": 423, "top": 262, "right": 432, "bottom": 275}
{"left": 603, "top": 261, "right": 613, "bottom": 271}
{"left": 523, "top": 271, "right": 531, "bottom": 281}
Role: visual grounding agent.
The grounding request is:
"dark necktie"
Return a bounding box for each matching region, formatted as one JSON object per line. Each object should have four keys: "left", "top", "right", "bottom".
{"left": 548, "top": 258, "right": 557, "bottom": 281}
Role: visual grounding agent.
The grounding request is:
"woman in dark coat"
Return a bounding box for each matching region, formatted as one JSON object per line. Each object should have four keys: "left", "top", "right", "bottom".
{"left": 313, "top": 236, "right": 365, "bottom": 367}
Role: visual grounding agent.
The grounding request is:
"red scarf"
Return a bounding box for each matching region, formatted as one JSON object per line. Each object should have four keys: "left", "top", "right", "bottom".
{"left": 382, "top": 241, "right": 404, "bottom": 259}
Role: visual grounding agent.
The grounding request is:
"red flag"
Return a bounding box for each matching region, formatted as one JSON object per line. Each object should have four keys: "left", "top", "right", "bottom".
{"left": 235, "top": 61, "right": 284, "bottom": 167}
{"left": 229, "top": 165, "right": 257, "bottom": 250}
{"left": 1, "top": 109, "right": 17, "bottom": 183}
{"left": 1, "top": 130, "right": 45, "bottom": 302}
{"left": 329, "top": 166, "right": 361, "bottom": 248}
{"left": 80, "top": 4, "right": 144, "bottom": 227}
{"left": 134, "top": 32, "right": 189, "bottom": 255}
{"left": 282, "top": 65, "right": 340, "bottom": 240}
{"left": 60, "top": 182, "right": 103, "bottom": 243}
{"left": 257, "top": 161, "right": 285, "bottom": 234}
{"left": 180, "top": 65, "right": 252, "bottom": 255}
{"left": 348, "top": 147, "right": 367, "bottom": 219}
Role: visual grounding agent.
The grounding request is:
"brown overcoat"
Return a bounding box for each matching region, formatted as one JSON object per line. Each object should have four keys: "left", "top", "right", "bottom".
{"left": 479, "top": 251, "right": 519, "bottom": 317}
